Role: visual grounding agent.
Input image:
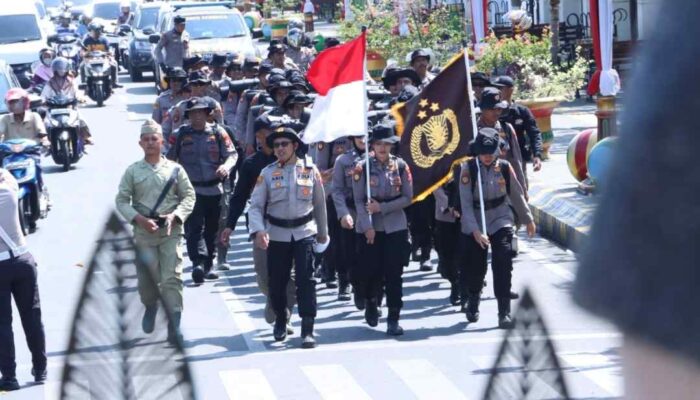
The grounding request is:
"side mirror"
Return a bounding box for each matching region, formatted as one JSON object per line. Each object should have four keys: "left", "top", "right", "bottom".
{"left": 148, "top": 33, "right": 161, "bottom": 44}
{"left": 47, "top": 34, "right": 58, "bottom": 45}
{"left": 252, "top": 28, "right": 263, "bottom": 39}
{"left": 142, "top": 26, "right": 155, "bottom": 35}
{"left": 119, "top": 24, "right": 132, "bottom": 34}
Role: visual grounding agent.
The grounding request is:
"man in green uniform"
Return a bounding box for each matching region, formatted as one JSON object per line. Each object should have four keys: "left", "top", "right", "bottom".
{"left": 115, "top": 119, "right": 196, "bottom": 345}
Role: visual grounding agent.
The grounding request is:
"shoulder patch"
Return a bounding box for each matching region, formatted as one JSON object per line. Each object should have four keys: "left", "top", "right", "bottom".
{"left": 256, "top": 175, "right": 263, "bottom": 185}
{"left": 317, "top": 142, "right": 325, "bottom": 151}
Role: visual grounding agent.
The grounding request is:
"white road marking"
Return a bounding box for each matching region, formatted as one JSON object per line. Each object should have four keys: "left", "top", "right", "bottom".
{"left": 519, "top": 240, "right": 576, "bottom": 281}
{"left": 301, "top": 364, "right": 371, "bottom": 400}
{"left": 132, "top": 374, "right": 184, "bottom": 400}
{"left": 387, "top": 359, "right": 469, "bottom": 400}
{"left": 218, "top": 278, "right": 267, "bottom": 352}
{"left": 220, "top": 369, "right": 276, "bottom": 400}
{"left": 559, "top": 353, "right": 623, "bottom": 396}
{"left": 471, "top": 354, "right": 564, "bottom": 399}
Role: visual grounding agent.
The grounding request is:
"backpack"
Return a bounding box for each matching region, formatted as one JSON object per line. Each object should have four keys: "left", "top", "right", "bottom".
{"left": 174, "top": 124, "right": 225, "bottom": 163}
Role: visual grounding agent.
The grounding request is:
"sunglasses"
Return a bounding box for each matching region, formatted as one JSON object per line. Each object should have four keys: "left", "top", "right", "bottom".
{"left": 273, "top": 141, "right": 292, "bottom": 149}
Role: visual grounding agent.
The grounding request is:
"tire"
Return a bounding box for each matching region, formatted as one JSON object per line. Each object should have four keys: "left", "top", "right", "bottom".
{"left": 60, "top": 140, "right": 71, "bottom": 172}
{"left": 18, "top": 196, "right": 31, "bottom": 236}
{"left": 94, "top": 84, "right": 104, "bottom": 107}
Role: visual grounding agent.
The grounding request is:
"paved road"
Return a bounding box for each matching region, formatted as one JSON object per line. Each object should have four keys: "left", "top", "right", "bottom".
{"left": 2, "top": 74, "right": 623, "bottom": 399}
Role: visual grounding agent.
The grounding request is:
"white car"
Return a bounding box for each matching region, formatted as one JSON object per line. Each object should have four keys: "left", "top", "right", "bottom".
{"left": 0, "top": 3, "right": 49, "bottom": 88}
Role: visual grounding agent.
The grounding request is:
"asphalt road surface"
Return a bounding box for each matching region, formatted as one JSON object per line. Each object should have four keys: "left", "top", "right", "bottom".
{"left": 3, "top": 73, "right": 623, "bottom": 399}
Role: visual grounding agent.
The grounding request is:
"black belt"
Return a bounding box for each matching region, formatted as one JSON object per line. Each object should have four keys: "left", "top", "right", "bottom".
{"left": 266, "top": 212, "right": 313, "bottom": 228}
{"left": 366, "top": 195, "right": 401, "bottom": 203}
{"left": 345, "top": 198, "right": 355, "bottom": 210}
{"left": 191, "top": 179, "right": 221, "bottom": 187}
{"left": 474, "top": 196, "right": 506, "bottom": 210}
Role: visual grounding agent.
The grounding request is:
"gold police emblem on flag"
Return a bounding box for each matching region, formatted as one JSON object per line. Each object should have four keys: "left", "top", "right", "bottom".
{"left": 410, "top": 108, "right": 460, "bottom": 169}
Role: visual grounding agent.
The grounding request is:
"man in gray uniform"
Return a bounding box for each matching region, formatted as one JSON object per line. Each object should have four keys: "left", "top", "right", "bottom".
{"left": 248, "top": 126, "right": 328, "bottom": 348}
{"left": 154, "top": 15, "right": 189, "bottom": 72}
{"left": 166, "top": 98, "right": 237, "bottom": 284}
{"left": 456, "top": 128, "right": 535, "bottom": 328}
{"left": 152, "top": 67, "right": 189, "bottom": 142}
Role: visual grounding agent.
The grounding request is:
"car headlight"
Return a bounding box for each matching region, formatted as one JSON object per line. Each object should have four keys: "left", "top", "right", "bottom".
{"left": 134, "top": 40, "right": 150, "bottom": 50}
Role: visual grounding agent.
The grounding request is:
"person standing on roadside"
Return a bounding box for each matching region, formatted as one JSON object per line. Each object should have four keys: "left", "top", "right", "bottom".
{"left": 0, "top": 168, "right": 47, "bottom": 391}
{"left": 154, "top": 15, "right": 189, "bottom": 73}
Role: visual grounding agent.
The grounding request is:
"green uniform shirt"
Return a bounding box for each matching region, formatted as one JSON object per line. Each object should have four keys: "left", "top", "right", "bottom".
{"left": 115, "top": 156, "right": 196, "bottom": 235}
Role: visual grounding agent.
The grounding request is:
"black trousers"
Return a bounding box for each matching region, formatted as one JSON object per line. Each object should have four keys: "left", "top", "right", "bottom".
{"left": 356, "top": 230, "right": 408, "bottom": 309}
{"left": 435, "top": 220, "right": 460, "bottom": 283}
{"left": 268, "top": 237, "right": 317, "bottom": 318}
{"left": 336, "top": 219, "right": 359, "bottom": 286}
{"left": 407, "top": 195, "right": 435, "bottom": 259}
{"left": 321, "top": 198, "right": 340, "bottom": 281}
{"left": 0, "top": 254, "right": 46, "bottom": 378}
{"left": 459, "top": 228, "right": 514, "bottom": 300}
{"left": 185, "top": 193, "right": 221, "bottom": 266}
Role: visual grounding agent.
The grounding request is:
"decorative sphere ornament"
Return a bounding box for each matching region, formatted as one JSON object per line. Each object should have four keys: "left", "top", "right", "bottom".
{"left": 567, "top": 128, "right": 598, "bottom": 182}
{"left": 261, "top": 21, "right": 272, "bottom": 40}
{"left": 587, "top": 137, "right": 618, "bottom": 185}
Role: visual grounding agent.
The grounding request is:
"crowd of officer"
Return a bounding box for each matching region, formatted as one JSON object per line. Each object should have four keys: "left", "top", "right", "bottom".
{"left": 115, "top": 14, "right": 543, "bottom": 349}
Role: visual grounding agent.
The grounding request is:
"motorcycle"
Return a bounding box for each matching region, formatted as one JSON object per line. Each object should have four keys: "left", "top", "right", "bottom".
{"left": 0, "top": 139, "right": 49, "bottom": 235}
{"left": 80, "top": 51, "right": 112, "bottom": 107}
{"left": 50, "top": 33, "right": 82, "bottom": 75}
{"left": 44, "top": 95, "right": 84, "bottom": 172}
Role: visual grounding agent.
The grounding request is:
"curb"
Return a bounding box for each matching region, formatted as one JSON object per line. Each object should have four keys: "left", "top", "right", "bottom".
{"left": 527, "top": 185, "right": 596, "bottom": 253}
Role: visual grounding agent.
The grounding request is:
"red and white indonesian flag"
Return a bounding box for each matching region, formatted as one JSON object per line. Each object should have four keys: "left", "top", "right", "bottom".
{"left": 302, "top": 32, "right": 367, "bottom": 144}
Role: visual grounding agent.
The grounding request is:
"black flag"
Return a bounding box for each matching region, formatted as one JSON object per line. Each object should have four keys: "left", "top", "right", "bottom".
{"left": 392, "top": 52, "right": 474, "bottom": 201}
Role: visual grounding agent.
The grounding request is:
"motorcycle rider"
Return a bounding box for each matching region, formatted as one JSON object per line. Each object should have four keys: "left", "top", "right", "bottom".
{"left": 284, "top": 27, "right": 315, "bottom": 73}
{"left": 56, "top": 12, "right": 77, "bottom": 35}
{"left": 41, "top": 58, "right": 93, "bottom": 145}
{"left": 80, "top": 22, "right": 123, "bottom": 89}
{"left": 117, "top": 1, "right": 135, "bottom": 26}
{"left": 0, "top": 89, "right": 48, "bottom": 147}
{"left": 31, "top": 49, "right": 56, "bottom": 92}
{"left": 77, "top": 14, "right": 93, "bottom": 38}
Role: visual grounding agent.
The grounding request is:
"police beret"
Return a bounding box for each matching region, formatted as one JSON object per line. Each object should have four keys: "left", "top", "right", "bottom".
{"left": 369, "top": 122, "right": 399, "bottom": 144}
{"left": 184, "top": 97, "right": 212, "bottom": 116}
{"left": 491, "top": 75, "right": 514, "bottom": 88}
{"left": 469, "top": 127, "right": 501, "bottom": 156}
{"left": 478, "top": 87, "right": 508, "bottom": 110}
{"left": 471, "top": 72, "right": 491, "bottom": 87}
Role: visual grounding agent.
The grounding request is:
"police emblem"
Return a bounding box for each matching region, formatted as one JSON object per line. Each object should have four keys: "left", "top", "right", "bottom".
{"left": 410, "top": 109, "right": 460, "bottom": 169}
{"left": 461, "top": 174, "right": 470, "bottom": 185}
{"left": 353, "top": 173, "right": 360, "bottom": 182}
{"left": 317, "top": 143, "right": 325, "bottom": 151}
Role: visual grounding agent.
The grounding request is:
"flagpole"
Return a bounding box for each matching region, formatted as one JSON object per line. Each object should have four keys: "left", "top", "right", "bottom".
{"left": 361, "top": 27, "right": 372, "bottom": 225}
{"left": 462, "top": 37, "right": 487, "bottom": 237}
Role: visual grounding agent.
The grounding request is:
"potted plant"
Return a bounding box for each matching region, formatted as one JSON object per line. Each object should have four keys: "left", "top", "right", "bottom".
{"left": 476, "top": 31, "right": 588, "bottom": 159}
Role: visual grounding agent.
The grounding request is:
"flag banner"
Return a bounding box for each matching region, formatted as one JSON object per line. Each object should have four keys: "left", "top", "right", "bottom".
{"left": 392, "top": 52, "right": 474, "bottom": 201}
{"left": 303, "top": 31, "right": 367, "bottom": 144}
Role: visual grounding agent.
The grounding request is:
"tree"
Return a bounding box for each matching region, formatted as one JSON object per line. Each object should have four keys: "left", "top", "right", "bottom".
{"left": 550, "top": 0, "right": 560, "bottom": 64}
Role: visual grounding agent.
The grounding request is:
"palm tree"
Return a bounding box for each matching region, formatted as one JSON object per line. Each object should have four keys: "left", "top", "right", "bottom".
{"left": 550, "top": 0, "right": 560, "bottom": 64}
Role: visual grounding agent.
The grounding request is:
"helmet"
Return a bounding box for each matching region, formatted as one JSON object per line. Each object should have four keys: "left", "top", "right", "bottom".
{"left": 39, "top": 48, "right": 56, "bottom": 66}
{"left": 80, "top": 13, "right": 93, "bottom": 24}
{"left": 51, "top": 57, "right": 71, "bottom": 77}
{"left": 120, "top": 1, "right": 131, "bottom": 9}
{"left": 286, "top": 28, "right": 303, "bottom": 49}
{"left": 88, "top": 21, "right": 104, "bottom": 33}
{"left": 5, "top": 88, "right": 29, "bottom": 110}
{"left": 166, "top": 67, "right": 188, "bottom": 80}
{"left": 287, "top": 19, "right": 303, "bottom": 32}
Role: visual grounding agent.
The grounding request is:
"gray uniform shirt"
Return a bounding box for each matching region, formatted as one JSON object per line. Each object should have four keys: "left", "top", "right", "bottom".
{"left": 154, "top": 29, "right": 189, "bottom": 68}
{"left": 331, "top": 148, "right": 361, "bottom": 220}
{"left": 352, "top": 155, "right": 413, "bottom": 234}
{"left": 434, "top": 186, "right": 456, "bottom": 223}
{"left": 166, "top": 123, "right": 237, "bottom": 196}
{"left": 248, "top": 158, "right": 328, "bottom": 242}
{"left": 457, "top": 159, "right": 532, "bottom": 236}
{"left": 152, "top": 90, "right": 187, "bottom": 137}
{"left": 311, "top": 137, "right": 351, "bottom": 197}
{"left": 479, "top": 120, "right": 527, "bottom": 191}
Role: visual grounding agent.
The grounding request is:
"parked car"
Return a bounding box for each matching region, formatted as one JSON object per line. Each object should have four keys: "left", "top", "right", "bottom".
{"left": 123, "top": 1, "right": 162, "bottom": 81}
{"left": 0, "top": 3, "right": 50, "bottom": 89}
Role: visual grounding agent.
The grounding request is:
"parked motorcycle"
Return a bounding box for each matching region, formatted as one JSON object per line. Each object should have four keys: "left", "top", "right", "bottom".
{"left": 0, "top": 139, "right": 49, "bottom": 234}
{"left": 81, "top": 51, "right": 112, "bottom": 107}
{"left": 45, "top": 95, "right": 84, "bottom": 172}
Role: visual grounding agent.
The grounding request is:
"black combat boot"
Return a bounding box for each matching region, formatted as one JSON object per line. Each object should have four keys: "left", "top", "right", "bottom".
{"left": 510, "top": 291, "right": 520, "bottom": 300}
{"left": 353, "top": 292, "right": 366, "bottom": 310}
{"left": 364, "top": 298, "right": 379, "bottom": 327}
{"left": 141, "top": 305, "right": 158, "bottom": 334}
{"left": 31, "top": 368, "right": 47, "bottom": 383}
{"left": 497, "top": 298, "right": 514, "bottom": 329}
{"left": 449, "top": 281, "right": 460, "bottom": 306}
{"left": 465, "top": 292, "right": 481, "bottom": 323}
{"left": 386, "top": 308, "right": 404, "bottom": 336}
{"left": 410, "top": 241, "right": 420, "bottom": 262}
{"left": 419, "top": 245, "right": 432, "bottom": 271}
{"left": 191, "top": 262, "right": 205, "bottom": 284}
{"left": 337, "top": 280, "right": 351, "bottom": 301}
{"left": 167, "top": 312, "right": 183, "bottom": 345}
{"left": 273, "top": 316, "right": 287, "bottom": 341}
{"left": 0, "top": 376, "right": 19, "bottom": 391}
{"left": 286, "top": 310, "right": 294, "bottom": 335}
{"left": 301, "top": 317, "right": 316, "bottom": 349}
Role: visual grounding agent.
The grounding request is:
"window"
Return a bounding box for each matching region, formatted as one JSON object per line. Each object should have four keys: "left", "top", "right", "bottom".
{"left": 43, "top": 0, "right": 64, "bottom": 7}
{"left": 136, "top": 7, "right": 159, "bottom": 30}
{"left": 92, "top": 3, "right": 121, "bottom": 20}
{"left": 0, "top": 15, "right": 41, "bottom": 45}
{"left": 186, "top": 13, "right": 247, "bottom": 40}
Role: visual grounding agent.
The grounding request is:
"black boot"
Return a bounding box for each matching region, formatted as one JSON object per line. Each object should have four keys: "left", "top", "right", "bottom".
{"left": 337, "top": 281, "right": 351, "bottom": 301}
{"left": 167, "top": 311, "right": 183, "bottom": 345}
{"left": 31, "top": 368, "right": 47, "bottom": 383}
{"left": 410, "top": 242, "right": 420, "bottom": 261}
{"left": 353, "top": 292, "right": 365, "bottom": 310}
{"left": 449, "top": 282, "right": 460, "bottom": 306}
{"left": 465, "top": 292, "right": 480, "bottom": 323}
{"left": 191, "top": 263, "right": 205, "bottom": 284}
{"left": 301, "top": 317, "right": 316, "bottom": 348}
{"left": 0, "top": 376, "right": 19, "bottom": 391}
{"left": 203, "top": 258, "right": 219, "bottom": 280}
{"left": 142, "top": 305, "right": 158, "bottom": 334}
{"left": 286, "top": 311, "right": 294, "bottom": 335}
{"left": 419, "top": 246, "right": 432, "bottom": 271}
{"left": 497, "top": 298, "right": 514, "bottom": 329}
{"left": 386, "top": 308, "right": 404, "bottom": 336}
{"left": 273, "top": 316, "right": 287, "bottom": 341}
{"left": 510, "top": 291, "right": 519, "bottom": 300}
{"left": 365, "top": 298, "right": 379, "bottom": 327}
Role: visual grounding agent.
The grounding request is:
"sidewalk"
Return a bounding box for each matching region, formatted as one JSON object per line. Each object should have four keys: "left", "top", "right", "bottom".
{"left": 527, "top": 99, "right": 600, "bottom": 252}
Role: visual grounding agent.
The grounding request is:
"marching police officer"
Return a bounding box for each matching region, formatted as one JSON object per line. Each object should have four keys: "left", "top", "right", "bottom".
{"left": 477, "top": 87, "right": 527, "bottom": 194}
{"left": 115, "top": 119, "right": 196, "bottom": 344}
{"left": 153, "top": 67, "right": 189, "bottom": 142}
{"left": 166, "top": 98, "right": 237, "bottom": 284}
{"left": 331, "top": 135, "right": 367, "bottom": 302}
{"left": 166, "top": 71, "right": 224, "bottom": 138}
{"left": 409, "top": 49, "right": 435, "bottom": 89}
{"left": 493, "top": 75, "right": 544, "bottom": 188}
{"left": 434, "top": 182, "right": 461, "bottom": 306}
{"left": 352, "top": 123, "right": 413, "bottom": 336}
{"left": 456, "top": 128, "right": 535, "bottom": 329}
{"left": 248, "top": 126, "right": 328, "bottom": 348}
{"left": 154, "top": 15, "right": 189, "bottom": 72}
{"left": 233, "top": 61, "right": 273, "bottom": 152}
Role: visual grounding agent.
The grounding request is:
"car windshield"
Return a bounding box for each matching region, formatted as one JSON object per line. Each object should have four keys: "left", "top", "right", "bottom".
{"left": 0, "top": 75, "right": 13, "bottom": 114}
{"left": 136, "top": 7, "right": 159, "bottom": 30}
{"left": 92, "top": 2, "right": 120, "bottom": 20}
{"left": 43, "top": 0, "right": 64, "bottom": 7}
{"left": 186, "top": 13, "right": 247, "bottom": 40}
{"left": 0, "top": 15, "right": 42, "bottom": 45}
{"left": 72, "top": 0, "right": 93, "bottom": 6}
